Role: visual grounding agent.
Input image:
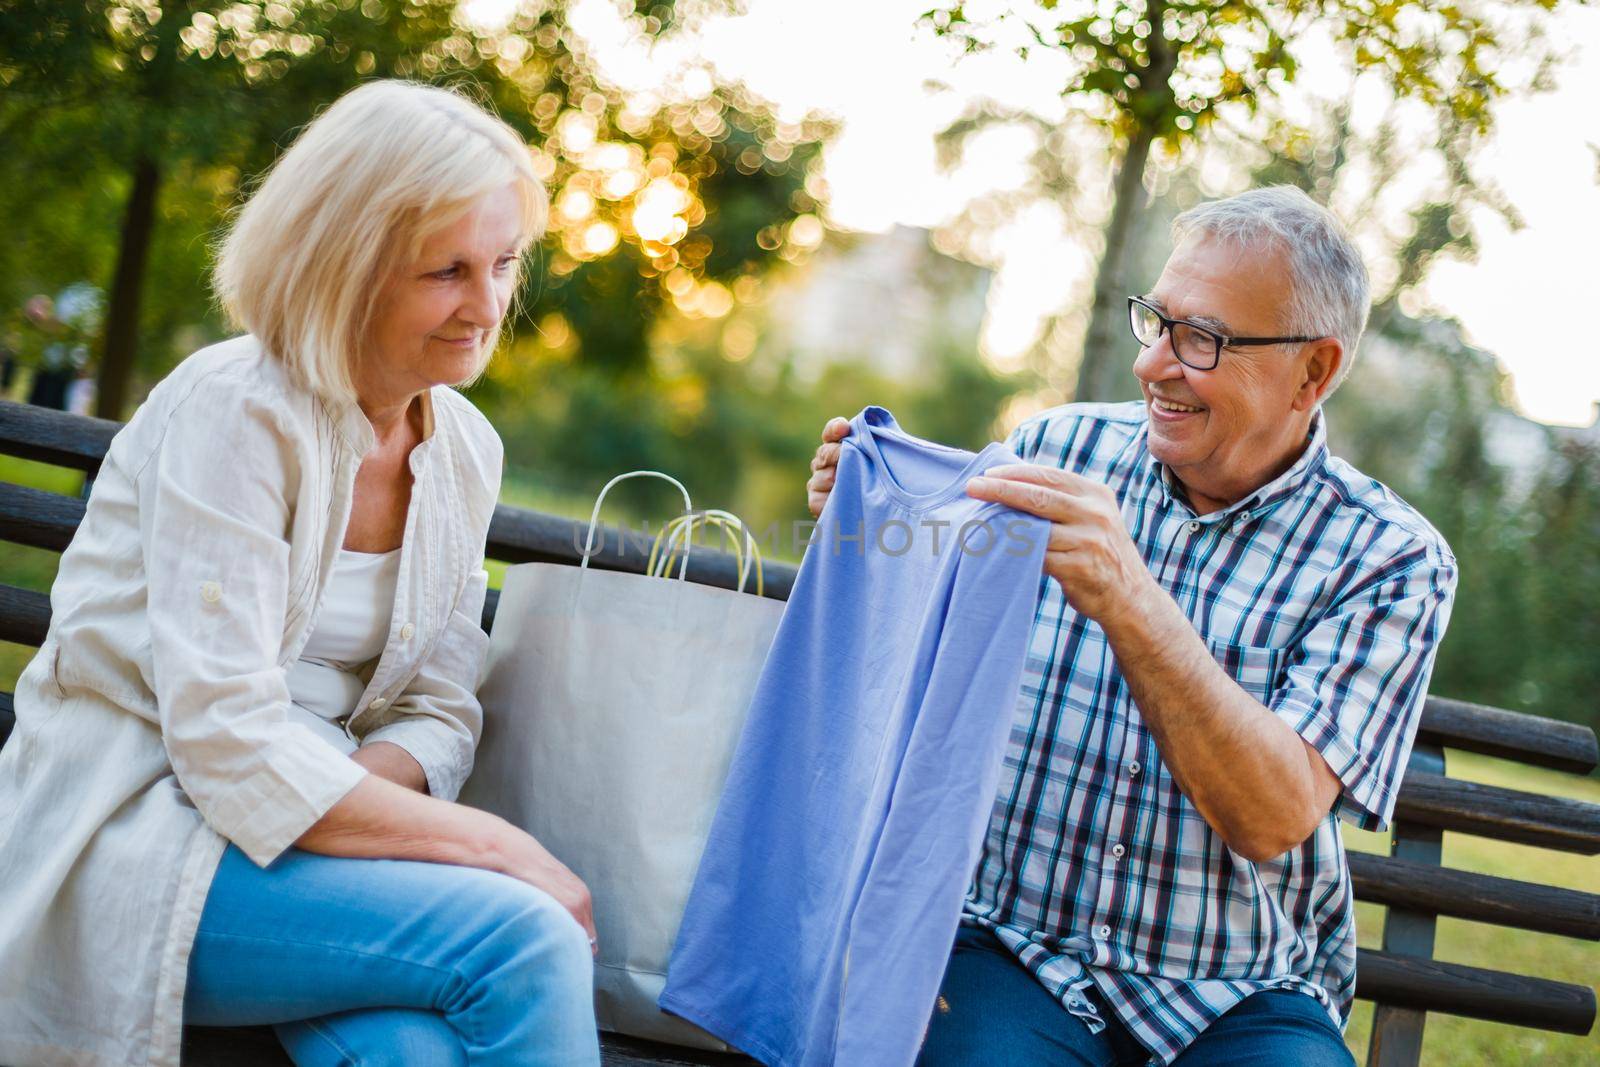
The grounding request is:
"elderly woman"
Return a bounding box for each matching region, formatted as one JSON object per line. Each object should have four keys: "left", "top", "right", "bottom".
{"left": 0, "top": 82, "right": 601, "bottom": 1067}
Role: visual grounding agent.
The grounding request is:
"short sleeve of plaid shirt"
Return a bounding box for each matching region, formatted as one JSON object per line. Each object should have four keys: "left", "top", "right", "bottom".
{"left": 1271, "top": 550, "right": 1457, "bottom": 831}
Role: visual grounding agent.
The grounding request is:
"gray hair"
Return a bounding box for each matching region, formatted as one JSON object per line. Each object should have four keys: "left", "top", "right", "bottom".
{"left": 1171, "top": 186, "right": 1370, "bottom": 394}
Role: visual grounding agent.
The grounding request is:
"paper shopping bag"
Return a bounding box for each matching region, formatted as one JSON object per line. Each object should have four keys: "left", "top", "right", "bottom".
{"left": 460, "top": 472, "right": 784, "bottom": 1050}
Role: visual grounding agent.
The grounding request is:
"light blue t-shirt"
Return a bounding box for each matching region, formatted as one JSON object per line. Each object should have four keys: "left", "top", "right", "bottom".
{"left": 660, "top": 406, "right": 1052, "bottom": 1067}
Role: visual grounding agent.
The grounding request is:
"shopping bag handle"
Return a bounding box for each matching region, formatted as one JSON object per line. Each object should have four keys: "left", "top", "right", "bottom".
{"left": 649, "top": 509, "right": 766, "bottom": 595}
{"left": 581, "top": 470, "right": 694, "bottom": 580}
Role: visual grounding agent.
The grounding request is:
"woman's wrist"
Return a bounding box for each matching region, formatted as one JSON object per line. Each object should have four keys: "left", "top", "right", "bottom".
{"left": 456, "top": 807, "right": 520, "bottom": 875}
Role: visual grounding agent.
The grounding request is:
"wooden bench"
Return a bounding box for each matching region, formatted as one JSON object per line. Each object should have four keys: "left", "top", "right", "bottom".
{"left": 1, "top": 398, "right": 1595, "bottom": 1067}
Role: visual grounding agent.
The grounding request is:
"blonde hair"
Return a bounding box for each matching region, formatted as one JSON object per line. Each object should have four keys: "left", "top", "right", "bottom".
{"left": 214, "top": 80, "right": 547, "bottom": 403}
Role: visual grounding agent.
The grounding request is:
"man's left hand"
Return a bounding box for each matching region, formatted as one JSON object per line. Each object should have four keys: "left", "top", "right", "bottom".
{"left": 966, "top": 464, "right": 1157, "bottom": 627}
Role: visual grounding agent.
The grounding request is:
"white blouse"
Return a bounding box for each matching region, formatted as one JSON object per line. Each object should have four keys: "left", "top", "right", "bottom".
{"left": 287, "top": 548, "right": 403, "bottom": 755}
{"left": 0, "top": 336, "right": 503, "bottom": 1067}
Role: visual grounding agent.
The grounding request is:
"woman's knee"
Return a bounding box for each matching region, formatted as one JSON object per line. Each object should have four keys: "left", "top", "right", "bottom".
{"left": 468, "top": 874, "right": 593, "bottom": 990}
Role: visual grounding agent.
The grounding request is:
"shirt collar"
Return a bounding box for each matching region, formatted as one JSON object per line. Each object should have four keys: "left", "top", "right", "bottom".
{"left": 325, "top": 387, "right": 438, "bottom": 466}
{"left": 1145, "top": 409, "right": 1329, "bottom": 523}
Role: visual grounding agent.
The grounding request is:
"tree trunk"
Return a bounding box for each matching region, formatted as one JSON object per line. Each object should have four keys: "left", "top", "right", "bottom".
{"left": 1073, "top": 0, "right": 1177, "bottom": 403}
{"left": 1076, "top": 126, "right": 1157, "bottom": 403}
{"left": 96, "top": 155, "right": 160, "bottom": 419}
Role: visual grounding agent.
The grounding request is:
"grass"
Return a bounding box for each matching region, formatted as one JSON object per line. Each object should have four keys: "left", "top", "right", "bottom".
{"left": 2, "top": 455, "right": 1596, "bottom": 1063}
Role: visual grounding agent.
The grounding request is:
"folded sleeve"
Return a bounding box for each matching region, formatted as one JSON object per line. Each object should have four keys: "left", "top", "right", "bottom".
{"left": 361, "top": 569, "right": 491, "bottom": 802}
{"left": 138, "top": 373, "right": 367, "bottom": 867}
{"left": 1271, "top": 550, "right": 1458, "bottom": 831}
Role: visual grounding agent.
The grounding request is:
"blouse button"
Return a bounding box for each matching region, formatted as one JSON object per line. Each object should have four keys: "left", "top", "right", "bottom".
{"left": 368, "top": 697, "right": 388, "bottom": 711}
{"left": 401, "top": 623, "right": 415, "bottom": 640}
{"left": 199, "top": 581, "right": 222, "bottom": 604}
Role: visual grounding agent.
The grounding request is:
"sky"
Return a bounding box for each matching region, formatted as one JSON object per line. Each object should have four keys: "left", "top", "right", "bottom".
{"left": 470, "top": 0, "right": 1600, "bottom": 427}
{"left": 1419, "top": 10, "right": 1600, "bottom": 428}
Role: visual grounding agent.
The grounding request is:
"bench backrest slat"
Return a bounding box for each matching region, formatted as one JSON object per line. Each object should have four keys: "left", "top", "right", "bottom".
{"left": 1346, "top": 850, "right": 1600, "bottom": 940}
{"left": 1394, "top": 771, "right": 1600, "bottom": 854}
{"left": 1417, "top": 696, "right": 1598, "bottom": 776}
{"left": 1355, "top": 949, "right": 1597, "bottom": 1035}
{"left": 0, "top": 399, "right": 116, "bottom": 473}
{"left": 1, "top": 583, "right": 50, "bottom": 648}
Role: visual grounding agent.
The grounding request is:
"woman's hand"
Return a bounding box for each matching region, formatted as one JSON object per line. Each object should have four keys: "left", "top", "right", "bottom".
{"left": 296, "top": 774, "right": 599, "bottom": 954}
{"left": 488, "top": 822, "right": 599, "bottom": 955}
{"left": 806, "top": 417, "right": 851, "bottom": 518}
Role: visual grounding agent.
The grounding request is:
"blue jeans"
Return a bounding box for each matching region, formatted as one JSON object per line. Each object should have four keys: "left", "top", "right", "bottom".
{"left": 918, "top": 927, "right": 1355, "bottom": 1066}
{"left": 184, "top": 843, "right": 600, "bottom": 1066}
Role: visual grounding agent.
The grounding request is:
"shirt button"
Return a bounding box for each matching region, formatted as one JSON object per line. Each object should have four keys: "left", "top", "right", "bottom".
{"left": 1127, "top": 760, "right": 1142, "bottom": 777}
{"left": 1236, "top": 510, "right": 1251, "bottom": 523}
{"left": 1186, "top": 520, "right": 1201, "bottom": 533}
{"left": 1111, "top": 843, "right": 1126, "bottom": 859}
{"left": 1098, "top": 924, "right": 1112, "bottom": 939}
{"left": 368, "top": 697, "right": 387, "bottom": 711}
{"left": 199, "top": 581, "right": 222, "bottom": 603}
{"left": 400, "top": 623, "right": 415, "bottom": 640}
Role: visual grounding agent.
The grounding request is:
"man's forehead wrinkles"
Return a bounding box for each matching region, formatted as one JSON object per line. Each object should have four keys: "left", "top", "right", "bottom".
{"left": 1163, "top": 237, "right": 1283, "bottom": 316}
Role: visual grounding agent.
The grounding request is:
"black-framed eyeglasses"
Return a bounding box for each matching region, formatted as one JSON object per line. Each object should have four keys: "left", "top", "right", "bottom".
{"left": 1128, "top": 296, "right": 1320, "bottom": 371}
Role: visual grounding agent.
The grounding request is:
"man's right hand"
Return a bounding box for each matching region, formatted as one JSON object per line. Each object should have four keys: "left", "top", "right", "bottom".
{"left": 806, "top": 417, "right": 851, "bottom": 518}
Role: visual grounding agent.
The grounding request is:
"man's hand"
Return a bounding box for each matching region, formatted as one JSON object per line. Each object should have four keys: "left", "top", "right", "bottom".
{"left": 969, "top": 463, "right": 1344, "bottom": 861}
{"left": 966, "top": 463, "right": 1158, "bottom": 627}
{"left": 806, "top": 416, "right": 851, "bottom": 519}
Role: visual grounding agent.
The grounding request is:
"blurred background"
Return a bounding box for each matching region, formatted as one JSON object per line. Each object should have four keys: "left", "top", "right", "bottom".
{"left": 1, "top": 3, "right": 1596, "bottom": 1062}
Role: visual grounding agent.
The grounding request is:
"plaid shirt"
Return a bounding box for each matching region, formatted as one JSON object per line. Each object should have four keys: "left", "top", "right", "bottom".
{"left": 963, "top": 402, "right": 1457, "bottom": 1064}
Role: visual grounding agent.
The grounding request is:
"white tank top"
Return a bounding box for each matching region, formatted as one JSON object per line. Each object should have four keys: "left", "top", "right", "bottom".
{"left": 285, "top": 547, "right": 401, "bottom": 753}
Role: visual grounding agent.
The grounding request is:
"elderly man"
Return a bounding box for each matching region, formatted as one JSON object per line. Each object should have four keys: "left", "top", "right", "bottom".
{"left": 805, "top": 186, "right": 1456, "bottom": 1066}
